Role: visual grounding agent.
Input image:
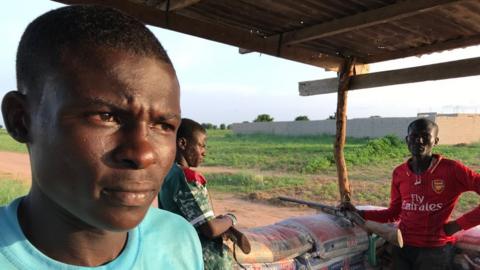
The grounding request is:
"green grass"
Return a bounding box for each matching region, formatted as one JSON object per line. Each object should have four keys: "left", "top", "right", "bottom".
{"left": 456, "top": 192, "right": 480, "bottom": 214}
{"left": 0, "top": 129, "right": 27, "bottom": 153}
{"left": 205, "top": 130, "right": 404, "bottom": 173}
{"left": 0, "top": 178, "right": 29, "bottom": 206}
{"left": 205, "top": 172, "right": 306, "bottom": 194}
{"left": 0, "top": 128, "right": 479, "bottom": 215}
{"left": 205, "top": 130, "right": 480, "bottom": 175}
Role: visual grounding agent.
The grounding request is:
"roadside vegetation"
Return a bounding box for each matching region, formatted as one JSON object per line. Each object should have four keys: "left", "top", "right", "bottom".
{"left": 0, "top": 128, "right": 478, "bottom": 217}
{"left": 0, "top": 178, "right": 29, "bottom": 205}
{"left": 0, "top": 129, "right": 27, "bottom": 153}
{"left": 205, "top": 129, "right": 480, "bottom": 174}
{"left": 204, "top": 130, "right": 480, "bottom": 217}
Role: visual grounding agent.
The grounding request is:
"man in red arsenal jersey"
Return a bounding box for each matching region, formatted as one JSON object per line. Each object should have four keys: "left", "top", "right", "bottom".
{"left": 353, "top": 118, "right": 480, "bottom": 269}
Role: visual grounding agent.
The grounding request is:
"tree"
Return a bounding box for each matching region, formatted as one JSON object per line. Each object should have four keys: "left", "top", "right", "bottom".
{"left": 220, "top": 123, "right": 226, "bottom": 130}
{"left": 295, "top": 115, "right": 309, "bottom": 121}
{"left": 201, "top": 123, "right": 214, "bottom": 129}
{"left": 253, "top": 114, "right": 274, "bottom": 122}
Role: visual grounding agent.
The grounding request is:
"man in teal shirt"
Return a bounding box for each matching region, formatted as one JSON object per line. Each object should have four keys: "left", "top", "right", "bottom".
{"left": 0, "top": 198, "right": 202, "bottom": 269}
{"left": 0, "top": 5, "right": 202, "bottom": 269}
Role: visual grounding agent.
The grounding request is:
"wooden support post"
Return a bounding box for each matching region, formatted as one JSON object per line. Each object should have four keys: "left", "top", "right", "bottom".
{"left": 334, "top": 57, "right": 356, "bottom": 203}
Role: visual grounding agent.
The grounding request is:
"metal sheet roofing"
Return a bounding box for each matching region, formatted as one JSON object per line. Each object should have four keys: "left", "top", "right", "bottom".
{"left": 56, "top": 0, "right": 480, "bottom": 70}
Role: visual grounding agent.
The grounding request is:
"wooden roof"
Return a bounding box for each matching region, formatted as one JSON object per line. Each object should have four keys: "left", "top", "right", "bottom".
{"left": 54, "top": 0, "right": 480, "bottom": 71}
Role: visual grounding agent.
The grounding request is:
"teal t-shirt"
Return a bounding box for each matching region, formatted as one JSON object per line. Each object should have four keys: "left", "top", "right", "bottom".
{"left": 0, "top": 197, "right": 203, "bottom": 270}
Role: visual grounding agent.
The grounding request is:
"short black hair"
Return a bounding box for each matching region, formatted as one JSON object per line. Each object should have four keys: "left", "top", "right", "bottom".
{"left": 407, "top": 118, "right": 439, "bottom": 135}
{"left": 16, "top": 4, "right": 172, "bottom": 98}
{"left": 177, "top": 118, "right": 206, "bottom": 141}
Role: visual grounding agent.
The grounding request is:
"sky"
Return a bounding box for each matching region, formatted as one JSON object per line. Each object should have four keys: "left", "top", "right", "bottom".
{"left": 1, "top": 1, "right": 480, "bottom": 126}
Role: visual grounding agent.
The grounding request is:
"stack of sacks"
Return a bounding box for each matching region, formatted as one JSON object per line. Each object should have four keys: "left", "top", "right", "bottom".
{"left": 453, "top": 225, "right": 480, "bottom": 269}
{"left": 295, "top": 251, "right": 365, "bottom": 270}
{"left": 291, "top": 206, "right": 388, "bottom": 270}
{"left": 229, "top": 206, "right": 388, "bottom": 270}
{"left": 227, "top": 222, "right": 314, "bottom": 268}
{"left": 233, "top": 258, "right": 296, "bottom": 270}
{"left": 278, "top": 213, "right": 369, "bottom": 259}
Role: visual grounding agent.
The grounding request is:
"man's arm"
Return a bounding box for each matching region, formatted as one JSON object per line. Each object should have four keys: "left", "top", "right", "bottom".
{"left": 449, "top": 162, "right": 480, "bottom": 232}
{"left": 361, "top": 172, "right": 402, "bottom": 223}
{"left": 444, "top": 220, "right": 462, "bottom": 236}
{"left": 198, "top": 214, "right": 234, "bottom": 239}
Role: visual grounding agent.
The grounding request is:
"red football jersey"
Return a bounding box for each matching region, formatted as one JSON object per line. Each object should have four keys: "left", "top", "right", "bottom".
{"left": 363, "top": 154, "right": 480, "bottom": 247}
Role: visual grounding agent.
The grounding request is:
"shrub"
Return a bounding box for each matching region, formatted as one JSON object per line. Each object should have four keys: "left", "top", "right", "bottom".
{"left": 295, "top": 115, "right": 309, "bottom": 121}
{"left": 253, "top": 114, "right": 274, "bottom": 122}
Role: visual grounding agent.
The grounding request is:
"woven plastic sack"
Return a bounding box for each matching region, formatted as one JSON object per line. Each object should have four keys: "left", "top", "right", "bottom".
{"left": 278, "top": 213, "right": 369, "bottom": 260}
{"left": 295, "top": 251, "right": 367, "bottom": 270}
{"left": 233, "top": 258, "right": 296, "bottom": 270}
{"left": 455, "top": 225, "right": 480, "bottom": 252}
{"left": 227, "top": 224, "right": 314, "bottom": 263}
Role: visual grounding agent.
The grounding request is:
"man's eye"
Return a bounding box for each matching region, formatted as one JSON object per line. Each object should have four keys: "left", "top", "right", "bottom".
{"left": 88, "top": 112, "right": 118, "bottom": 124}
{"left": 98, "top": 113, "right": 115, "bottom": 122}
{"left": 160, "top": 123, "right": 175, "bottom": 131}
{"left": 150, "top": 122, "right": 175, "bottom": 132}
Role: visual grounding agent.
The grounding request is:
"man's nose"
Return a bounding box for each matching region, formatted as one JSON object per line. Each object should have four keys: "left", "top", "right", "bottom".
{"left": 113, "top": 124, "right": 157, "bottom": 169}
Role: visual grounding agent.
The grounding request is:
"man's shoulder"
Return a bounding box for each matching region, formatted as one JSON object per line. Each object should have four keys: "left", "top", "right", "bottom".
{"left": 437, "top": 156, "right": 462, "bottom": 167}
{"left": 138, "top": 208, "right": 203, "bottom": 269}
{"left": 162, "top": 164, "right": 185, "bottom": 192}
{"left": 182, "top": 167, "right": 206, "bottom": 186}
{"left": 165, "top": 164, "right": 184, "bottom": 181}
{"left": 435, "top": 156, "right": 475, "bottom": 178}
{"left": 0, "top": 198, "right": 37, "bottom": 270}
{"left": 392, "top": 162, "right": 408, "bottom": 175}
{"left": 0, "top": 198, "right": 21, "bottom": 230}
{"left": 141, "top": 207, "right": 196, "bottom": 234}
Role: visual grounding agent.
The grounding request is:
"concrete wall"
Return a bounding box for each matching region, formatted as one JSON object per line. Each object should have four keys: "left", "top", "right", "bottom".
{"left": 436, "top": 114, "right": 480, "bottom": 145}
{"left": 231, "top": 114, "right": 480, "bottom": 145}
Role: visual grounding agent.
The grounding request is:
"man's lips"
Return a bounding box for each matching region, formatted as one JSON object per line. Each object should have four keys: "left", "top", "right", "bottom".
{"left": 412, "top": 145, "right": 425, "bottom": 151}
{"left": 101, "top": 188, "right": 155, "bottom": 207}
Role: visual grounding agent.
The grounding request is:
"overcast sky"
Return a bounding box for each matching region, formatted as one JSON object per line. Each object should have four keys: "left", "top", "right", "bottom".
{"left": 2, "top": 0, "right": 480, "bottom": 126}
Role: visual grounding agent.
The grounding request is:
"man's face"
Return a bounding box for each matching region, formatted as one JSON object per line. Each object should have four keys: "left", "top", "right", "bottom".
{"left": 406, "top": 121, "right": 438, "bottom": 158}
{"left": 182, "top": 131, "right": 207, "bottom": 168}
{"left": 27, "top": 48, "right": 180, "bottom": 231}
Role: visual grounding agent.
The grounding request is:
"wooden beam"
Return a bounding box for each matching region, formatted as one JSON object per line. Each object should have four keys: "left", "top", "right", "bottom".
{"left": 159, "top": 0, "right": 202, "bottom": 11}
{"left": 334, "top": 57, "right": 356, "bottom": 203}
{"left": 53, "top": 0, "right": 346, "bottom": 70}
{"left": 274, "top": 0, "right": 463, "bottom": 46}
{"left": 299, "top": 57, "right": 480, "bottom": 96}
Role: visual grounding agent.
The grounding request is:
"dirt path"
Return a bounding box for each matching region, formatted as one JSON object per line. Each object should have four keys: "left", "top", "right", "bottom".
{"left": 0, "top": 151, "right": 314, "bottom": 228}
{"left": 0, "top": 151, "right": 31, "bottom": 181}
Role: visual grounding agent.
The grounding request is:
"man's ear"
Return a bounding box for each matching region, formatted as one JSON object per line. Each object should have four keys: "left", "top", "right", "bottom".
{"left": 434, "top": 137, "right": 439, "bottom": 146}
{"left": 1, "top": 91, "right": 30, "bottom": 143}
{"left": 177, "top": 137, "right": 187, "bottom": 150}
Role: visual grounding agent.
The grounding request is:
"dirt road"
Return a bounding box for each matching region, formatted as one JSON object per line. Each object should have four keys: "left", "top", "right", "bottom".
{"left": 0, "top": 151, "right": 314, "bottom": 228}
